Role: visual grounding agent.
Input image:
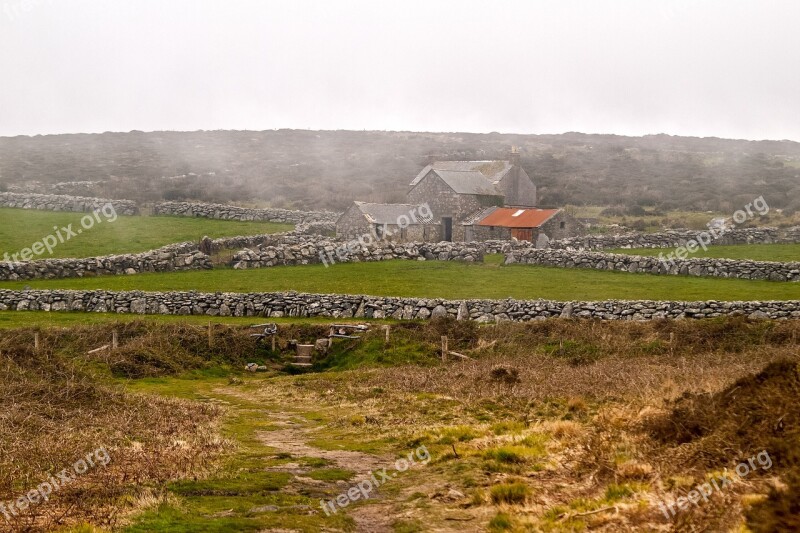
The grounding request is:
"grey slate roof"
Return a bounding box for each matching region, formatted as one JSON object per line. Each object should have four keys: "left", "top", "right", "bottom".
{"left": 461, "top": 206, "right": 499, "bottom": 226}
{"left": 431, "top": 169, "right": 502, "bottom": 196}
{"left": 354, "top": 202, "right": 433, "bottom": 225}
{"left": 410, "top": 160, "right": 513, "bottom": 187}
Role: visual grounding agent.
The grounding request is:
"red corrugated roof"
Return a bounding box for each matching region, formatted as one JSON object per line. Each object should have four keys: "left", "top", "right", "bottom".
{"left": 476, "top": 208, "right": 561, "bottom": 228}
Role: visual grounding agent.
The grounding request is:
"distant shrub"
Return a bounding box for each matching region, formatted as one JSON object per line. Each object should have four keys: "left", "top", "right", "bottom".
{"left": 490, "top": 482, "right": 531, "bottom": 504}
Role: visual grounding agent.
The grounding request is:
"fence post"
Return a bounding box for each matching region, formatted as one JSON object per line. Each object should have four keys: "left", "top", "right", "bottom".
{"left": 441, "top": 335, "right": 448, "bottom": 362}
{"left": 112, "top": 330, "right": 119, "bottom": 350}
{"left": 384, "top": 325, "right": 391, "bottom": 344}
{"left": 34, "top": 332, "right": 40, "bottom": 352}
{"left": 208, "top": 321, "right": 213, "bottom": 349}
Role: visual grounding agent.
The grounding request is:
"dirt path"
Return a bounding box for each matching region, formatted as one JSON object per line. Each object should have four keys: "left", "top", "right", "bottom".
{"left": 257, "top": 412, "right": 396, "bottom": 532}
{"left": 259, "top": 413, "right": 390, "bottom": 477}
{"left": 218, "top": 385, "right": 484, "bottom": 533}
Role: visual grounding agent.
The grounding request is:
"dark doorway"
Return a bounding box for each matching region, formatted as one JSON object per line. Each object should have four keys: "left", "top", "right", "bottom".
{"left": 442, "top": 217, "right": 453, "bottom": 242}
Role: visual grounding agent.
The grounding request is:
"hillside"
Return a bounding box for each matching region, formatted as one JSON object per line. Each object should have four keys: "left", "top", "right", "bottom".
{"left": 1, "top": 130, "right": 799, "bottom": 212}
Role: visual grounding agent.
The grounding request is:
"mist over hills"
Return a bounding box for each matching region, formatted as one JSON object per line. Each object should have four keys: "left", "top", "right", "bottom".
{"left": 1, "top": 129, "right": 799, "bottom": 213}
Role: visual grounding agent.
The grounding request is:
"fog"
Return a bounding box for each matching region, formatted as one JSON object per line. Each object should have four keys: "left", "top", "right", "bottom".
{"left": 1, "top": 0, "right": 799, "bottom": 140}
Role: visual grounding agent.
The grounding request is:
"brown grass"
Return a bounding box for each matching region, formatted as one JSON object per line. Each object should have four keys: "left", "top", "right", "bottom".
{"left": 0, "top": 327, "right": 229, "bottom": 532}
{"left": 2, "top": 317, "right": 800, "bottom": 531}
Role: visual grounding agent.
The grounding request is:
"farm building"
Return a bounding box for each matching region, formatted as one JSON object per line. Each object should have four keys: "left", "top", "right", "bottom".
{"left": 335, "top": 201, "right": 437, "bottom": 242}
{"left": 336, "top": 147, "right": 582, "bottom": 243}
{"left": 462, "top": 207, "right": 582, "bottom": 246}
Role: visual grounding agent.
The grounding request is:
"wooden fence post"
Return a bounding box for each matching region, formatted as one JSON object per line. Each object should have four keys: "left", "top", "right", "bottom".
{"left": 384, "top": 325, "right": 391, "bottom": 344}
{"left": 208, "top": 321, "right": 213, "bottom": 349}
{"left": 271, "top": 335, "right": 276, "bottom": 352}
{"left": 34, "top": 332, "right": 40, "bottom": 352}
{"left": 441, "top": 336, "right": 448, "bottom": 362}
{"left": 112, "top": 330, "right": 119, "bottom": 350}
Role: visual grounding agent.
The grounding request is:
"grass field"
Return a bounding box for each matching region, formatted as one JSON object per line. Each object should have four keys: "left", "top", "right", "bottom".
{"left": 610, "top": 243, "right": 800, "bottom": 262}
{"left": 569, "top": 205, "right": 800, "bottom": 233}
{"left": 3, "top": 254, "right": 800, "bottom": 301}
{"left": 0, "top": 311, "right": 382, "bottom": 329}
{"left": 0, "top": 208, "right": 292, "bottom": 258}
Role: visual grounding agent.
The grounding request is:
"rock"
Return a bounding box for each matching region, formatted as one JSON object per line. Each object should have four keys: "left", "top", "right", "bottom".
{"left": 431, "top": 305, "right": 448, "bottom": 318}
{"left": 457, "top": 301, "right": 469, "bottom": 321}
{"left": 249, "top": 505, "right": 279, "bottom": 513}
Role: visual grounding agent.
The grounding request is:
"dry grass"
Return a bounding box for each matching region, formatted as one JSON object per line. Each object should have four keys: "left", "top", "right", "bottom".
{"left": 264, "top": 317, "right": 800, "bottom": 531}
{"left": 0, "top": 327, "right": 231, "bottom": 532}
{"left": 2, "top": 317, "right": 800, "bottom": 531}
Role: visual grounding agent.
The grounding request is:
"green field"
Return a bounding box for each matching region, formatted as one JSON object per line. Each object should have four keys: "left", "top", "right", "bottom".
{"left": 3, "top": 255, "right": 799, "bottom": 301}
{"left": 610, "top": 243, "right": 800, "bottom": 262}
{"left": 0, "top": 208, "right": 292, "bottom": 259}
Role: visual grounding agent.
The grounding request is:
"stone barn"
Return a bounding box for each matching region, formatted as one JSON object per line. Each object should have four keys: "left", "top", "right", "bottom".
{"left": 405, "top": 148, "right": 538, "bottom": 242}
{"left": 335, "top": 201, "right": 437, "bottom": 242}
{"left": 463, "top": 207, "right": 583, "bottom": 246}
{"left": 336, "top": 147, "right": 582, "bottom": 243}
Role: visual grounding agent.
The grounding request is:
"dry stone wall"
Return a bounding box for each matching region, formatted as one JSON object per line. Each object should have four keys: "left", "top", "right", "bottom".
{"left": 507, "top": 248, "right": 800, "bottom": 282}
{"left": 0, "top": 192, "right": 139, "bottom": 215}
{"left": 0, "top": 243, "right": 211, "bottom": 281}
{"left": 1, "top": 289, "right": 798, "bottom": 321}
{"left": 231, "top": 240, "right": 484, "bottom": 268}
{"left": 549, "top": 227, "right": 800, "bottom": 250}
{"left": 152, "top": 201, "right": 339, "bottom": 225}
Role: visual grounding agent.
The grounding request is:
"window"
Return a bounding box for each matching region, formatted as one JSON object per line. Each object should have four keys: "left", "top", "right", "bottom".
{"left": 560, "top": 221, "right": 566, "bottom": 229}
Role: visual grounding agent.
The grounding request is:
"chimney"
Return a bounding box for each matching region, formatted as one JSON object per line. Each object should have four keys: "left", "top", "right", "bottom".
{"left": 506, "top": 146, "right": 521, "bottom": 205}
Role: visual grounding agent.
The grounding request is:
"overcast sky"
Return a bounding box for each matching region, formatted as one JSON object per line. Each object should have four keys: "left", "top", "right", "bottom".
{"left": 1, "top": 0, "right": 799, "bottom": 140}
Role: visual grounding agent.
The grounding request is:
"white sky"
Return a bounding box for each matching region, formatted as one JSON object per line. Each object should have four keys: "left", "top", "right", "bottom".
{"left": 1, "top": 0, "right": 799, "bottom": 140}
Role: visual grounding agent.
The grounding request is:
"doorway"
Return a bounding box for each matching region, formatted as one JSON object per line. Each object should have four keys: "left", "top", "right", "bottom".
{"left": 511, "top": 228, "right": 533, "bottom": 241}
{"left": 442, "top": 217, "right": 453, "bottom": 242}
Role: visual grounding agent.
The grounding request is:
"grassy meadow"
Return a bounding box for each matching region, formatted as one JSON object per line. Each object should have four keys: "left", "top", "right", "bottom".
{"left": 0, "top": 208, "right": 292, "bottom": 258}
{"left": 2, "top": 254, "right": 800, "bottom": 302}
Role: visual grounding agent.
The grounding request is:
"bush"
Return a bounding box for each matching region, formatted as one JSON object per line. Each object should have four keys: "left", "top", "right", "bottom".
{"left": 490, "top": 482, "right": 531, "bottom": 504}
{"left": 488, "top": 512, "right": 513, "bottom": 531}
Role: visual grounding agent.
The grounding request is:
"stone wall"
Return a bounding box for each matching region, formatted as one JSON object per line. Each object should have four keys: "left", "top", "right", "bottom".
{"left": 0, "top": 243, "right": 211, "bottom": 281}
{"left": 152, "top": 201, "right": 338, "bottom": 225}
{"left": 0, "top": 192, "right": 139, "bottom": 216}
{"left": 549, "top": 227, "right": 800, "bottom": 250}
{"left": 1, "top": 289, "right": 797, "bottom": 320}
{"left": 231, "top": 240, "right": 484, "bottom": 269}
{"left": 507, "top": 248, "right": 800, "bottom": 282}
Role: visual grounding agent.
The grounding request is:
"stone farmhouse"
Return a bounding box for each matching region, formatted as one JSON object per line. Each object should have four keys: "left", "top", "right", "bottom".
{"left": 336, "top": 148, "right": 583, "bottom": 243}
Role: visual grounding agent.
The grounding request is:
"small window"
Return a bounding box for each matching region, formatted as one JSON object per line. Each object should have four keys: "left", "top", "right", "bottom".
{"left": 559, "top": 221, "right": 566, "bottom": 229}
{"left": 400, "top": 227, "right": 407, "bottom": 240}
